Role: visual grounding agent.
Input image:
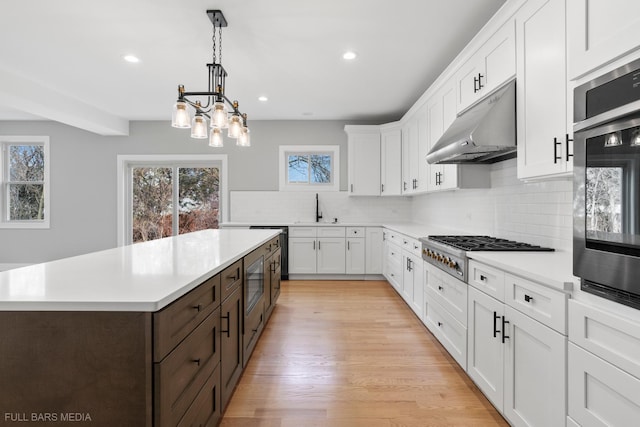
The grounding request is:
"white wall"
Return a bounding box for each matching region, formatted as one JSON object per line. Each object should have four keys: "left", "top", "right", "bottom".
{"left": 0, "top": 119, "right": 366, "bottom": 264}
{"left": 412, "top": 159, "right": 573, "bottom": 251}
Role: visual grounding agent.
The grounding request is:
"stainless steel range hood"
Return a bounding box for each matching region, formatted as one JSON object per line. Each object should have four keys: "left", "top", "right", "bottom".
{"left": 426, "top": 80, "right": 516, "bottom": 164}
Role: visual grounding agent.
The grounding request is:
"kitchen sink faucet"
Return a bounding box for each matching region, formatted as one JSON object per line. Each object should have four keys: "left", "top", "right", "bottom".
{"left": 315, "top": 193, "right": 323, "bottom": 223}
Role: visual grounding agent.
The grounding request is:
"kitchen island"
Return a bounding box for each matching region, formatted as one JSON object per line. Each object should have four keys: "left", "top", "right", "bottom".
{"left": 0, "top": 229, "right": 280, "bottom": 427}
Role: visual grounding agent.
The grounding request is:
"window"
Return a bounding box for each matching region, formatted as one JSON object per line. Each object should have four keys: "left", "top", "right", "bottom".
{"left": 279, "top": 145, "right": 340, "bottom": 191}
{"left": 117, "top": 155, "right": 228, "bottom": 246}
{"left": 0, "top": 136, "right": 50, "bottom": 229}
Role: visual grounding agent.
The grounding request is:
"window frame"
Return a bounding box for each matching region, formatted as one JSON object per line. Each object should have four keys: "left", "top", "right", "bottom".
{"left": 0, "top": 136, "right": 50, "bottom": 229}
{"left": 117, "top": 154, "right": 228, "bottom": 246}
{"left": 278, "top": 145, "right": 340, "bottom": 191}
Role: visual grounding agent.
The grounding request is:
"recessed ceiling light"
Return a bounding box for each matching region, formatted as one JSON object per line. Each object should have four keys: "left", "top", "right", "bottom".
{"left": 342, "top": 51, "right": 357, "bottom": 60}
{"left": 123, "top": 55, "right": 140, "bottom": 63}
{"left": 258, "top": 96, "right": 268, "bottom": 102}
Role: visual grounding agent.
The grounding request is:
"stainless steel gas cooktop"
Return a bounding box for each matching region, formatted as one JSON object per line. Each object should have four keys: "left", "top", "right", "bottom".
{"left": 427, "top": 235, "right": 555, "bottom": 252}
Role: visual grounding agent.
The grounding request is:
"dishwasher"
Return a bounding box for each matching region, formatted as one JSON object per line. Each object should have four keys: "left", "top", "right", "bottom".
{"left": 249, "top": 226, "right": 288, "bottom": 280}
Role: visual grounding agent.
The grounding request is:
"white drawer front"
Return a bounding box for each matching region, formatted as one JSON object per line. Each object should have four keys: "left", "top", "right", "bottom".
{"left": 424, "top": 296, "right": 467, "bottom": 370}
{"left": 468, "top": 260, "right": 505, "bottom": 301}
{"left": 289, "top": 227, "right": 317, "bottom": 238}
{"left": 568, "top": 343, "right": 640, "bottom": 427}
{"left": 569, "top": 300, "right": 640, "bottom": 380}
{"left": 386, "top": 230, "right": 403, "bottom": 247}
{"left": 317, "top": 227, "right": 345, "bottom": 238}
{"left": 346, "top": 227, "right": 365, "bottom": 237}
{"left": 505, "top": 273, "right": 568, "bottom": 334}
{"left": 424, "top": 264, "right": 467, "bottom": 326}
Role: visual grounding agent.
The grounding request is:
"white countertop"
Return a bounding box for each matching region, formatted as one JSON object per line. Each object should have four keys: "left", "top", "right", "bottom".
{"left": 467, "top": 251, "right": 575, "bottom": 292}
{"left": 0, "top": 229, "right": 279, "bottom": 312}
{"left": 221, "top": 221, "right": 383, "bottom": 227}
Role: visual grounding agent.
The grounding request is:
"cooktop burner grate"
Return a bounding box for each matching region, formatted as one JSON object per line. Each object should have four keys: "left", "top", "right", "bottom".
{"left": 427, "top": 235, "right": 554, "bottom": 252}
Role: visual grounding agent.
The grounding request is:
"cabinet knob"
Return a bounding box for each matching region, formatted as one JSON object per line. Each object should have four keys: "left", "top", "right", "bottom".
{"left": 480, "top": 275, "right": 487, "bottom": 282}
{"left": 192, "top": 358, "right": 201, "bottom": 366}
{"left": 524, "top": 294, "right": 534, "bottom": 303}
{"left": 437, "top": 321, "right": 443, "bottom": 328}
{"left": 192, "top": 304, "right": 202, "bottom": 312}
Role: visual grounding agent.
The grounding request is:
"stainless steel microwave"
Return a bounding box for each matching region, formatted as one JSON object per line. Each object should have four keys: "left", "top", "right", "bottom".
{"left": 574, "top": 57, "right": 640, "bottom": 309}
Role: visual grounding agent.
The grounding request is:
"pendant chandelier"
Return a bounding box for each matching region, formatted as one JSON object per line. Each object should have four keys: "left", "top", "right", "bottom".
{"left": 171, "top": 10, "right": 250, "bottom": 147}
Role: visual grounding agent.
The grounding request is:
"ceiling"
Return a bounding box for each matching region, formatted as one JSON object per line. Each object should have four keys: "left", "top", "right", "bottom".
{"left": 0, "top": 0, "right": 506, "bottom": 135}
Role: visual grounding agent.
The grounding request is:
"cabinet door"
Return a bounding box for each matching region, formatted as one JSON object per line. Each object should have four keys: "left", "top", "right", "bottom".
{"left": 410, "top": 256, "right": 424, "bottom": 318}
{"left": 345, "top": 238, "right": 366, "bottom": 274}
{"left": 220, "top": 287, "right": 243, "bottom": 411}
{"left": 456, "top": 59, "right": 483, "bottom": 113}
{"left": 316, "top": 238, "right": 346, "bottom": 274}
{"left": 503, "top": 306, "right": 566, "bottom": 427}
{"left": 288, "top": 237, "right": 317, "bottom": 274}
{"left": 401, "top": 253, "right": 414, "bottom": 304}
{"left": 467, "top": 286, "right": 505, "bottom": 412}
{"left": 381, "top": 128, "right": 402, "bottom": 196}
{"left": 401, "top": 124, "right": 411, "bottom": 194}
{"left": 348, "top": 132, "right": 381, "bottom": 196}
{"left": 568, "top": 0, "right": 640, "bottom": 79}
{"left": 365, "top": 227, "right": 383, "bottom": 274}
{"left": 568, "top": 342, "right": 640, "bottom": 427}
{"left": 516, "top": 0, "right": 572, "bottom": 180}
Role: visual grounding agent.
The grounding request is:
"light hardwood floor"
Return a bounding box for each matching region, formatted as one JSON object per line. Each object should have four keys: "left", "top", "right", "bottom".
{"left": 220, "top": 280, "right": 509, "bottom": 426}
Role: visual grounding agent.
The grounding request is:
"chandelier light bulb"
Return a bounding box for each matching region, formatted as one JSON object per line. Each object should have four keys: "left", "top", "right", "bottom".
{"left": 171, "top": 101, "right": 191, "bottom": 128}
{"left": 191, "top": 114, "right": 208, "bottom": 139}
{"left": 238, "top": 126, "right": 251, "bottom": 147}
{"left": 212, "top": 101, "right": 229, "bottom": 129}
{"left": 209, "top": 127, "right": 224, "bottom": 147}
{"left": 228, "top": 114, "right": 243, "bottom": 138}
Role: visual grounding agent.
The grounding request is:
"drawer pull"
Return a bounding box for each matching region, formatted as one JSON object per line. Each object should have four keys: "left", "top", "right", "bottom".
{"left": 480, "top": 275, "right": 487, "bottom": 281}
{"left": 221, "top": 312, "right": 230, "bottom": 338}
{"left": 493, "top": 311, "right": 500, "bottom": 338}
{"left": 437, "top": 321, "right": 443, "bottom": 328}
{"left": 192, "top": 358, "right": 201, "bottom": 366}
{"left": 438, "top": 285, "right": 443, "bottom": 291}
{"left": 193, "top": 304, "right": 203, "bottom": 312}
{"left": 501, "top": 317, "right": 510, "bottom": 344}
{"left": 524, "top": 294, "right": 534, "bottom": 303}
{"left": 227, "top": 274, "right": 237, "bottom": 281}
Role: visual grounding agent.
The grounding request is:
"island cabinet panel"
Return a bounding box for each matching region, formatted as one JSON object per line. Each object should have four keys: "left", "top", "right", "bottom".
{"left": 154, "top": 308, "right": 221, "bottom": 427}
{"left": 154, "top": 274, "right": 221, "bottom": 362}
{"left": 220, "top": 286, "right": 243, "bottom": 411}
{"left": 0, "top": 311, "right": 154, "bottom": 427}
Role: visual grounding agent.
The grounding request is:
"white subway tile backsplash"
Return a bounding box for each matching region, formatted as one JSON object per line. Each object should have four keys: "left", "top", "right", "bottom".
{"left": 231, "top": 159, "right": 572, "bottom": 251}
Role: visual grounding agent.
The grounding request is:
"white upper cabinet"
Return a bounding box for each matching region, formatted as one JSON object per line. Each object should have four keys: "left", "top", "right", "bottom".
{"left": 567, "top": 0, "right": 640, "bottom": 79}
{"left": 427, "top": 77, "right": 459, "bottom": 192}
{"left": 380, "top": 125, "right": 402, "bottom": 196}
{"left": 456, "top": 20, "right": 516, "bottom": 113}
{"left": 516, "top": 0, "right": 573, "bottom": 180}
{"left": 345, "top": 126, "right": 381, "bottom": 196}
{"left": 401, "top": 116, "right": 424, "bottom": 194}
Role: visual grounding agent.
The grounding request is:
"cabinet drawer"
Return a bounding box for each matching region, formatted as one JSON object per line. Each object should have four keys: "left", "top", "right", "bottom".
{"left": 346, "top": 227, "right": 365, "bottom": 237}
{"left": 404, "top": 238, "right": 422, "bottom": 257}
{"left": 289, "top": 226, "right": 316, "bottom": 238}
{"left": 154, "top": 274, "right": 221, "bottom": 362}
{"left": 385, "top": 230, "right": 403, "bottom": 247}
{"left": 468, "top": 260, "right": 505, "bottom": 301}
{"left": 155, "top": 308, "right": 221, "bottom": 427}
{"left": 505, "top": 273, "right": 567, "bottom": 334}
{"left": 317, "top": 226, "right": 345, "bottom": 238}
{"left": 424, "top": 296, "right": 467, "bottom": 370}
{"left": 569, "top": 300, "right": 640, "bottom": 380}
{"left": 220, "top": 260, "right": 242, "bottom": 302}
{"left": 262, "top": 236, "right": 280, "bottom": 258}
{"left": 568, "top": 342, "right": 640, "bottom": 427}
{"left": 177, "top": 363, "right": 221, "bottom": 427}
{"left": 386, "top": 243, "right": 402, "bottom": 265}
{"left": 424, "top": 264, "right": 468, "bottom": 326}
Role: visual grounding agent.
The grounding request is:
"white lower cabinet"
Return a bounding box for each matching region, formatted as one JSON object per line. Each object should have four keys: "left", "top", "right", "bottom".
{"left": 568, "top": 299, "right": 640, "bottom": 426}
{"left": 423, "top": 262, "right": 468, "bottom": 369}
{"left": 289, "top": 227, "right": 346, "bottom": 274}
{"left": 466, "top": 259, "right": 568, "bottom": 427}
{"left": 288, "top": 237, "right": 317, "bottom": 274}
{"left": 345, "top": 237, "right": 365, "bottom": 274}
{"left": 504, "top": 305, "right": 566, "bottom": 427}
{"left": 401, "top": 251, "right": 423, "bottom": 318}
{"left": 365, "top": 227, "right": 383, "bottom": 274}
{"left": 316, "top": 238, "right": 346, "bottom": 274}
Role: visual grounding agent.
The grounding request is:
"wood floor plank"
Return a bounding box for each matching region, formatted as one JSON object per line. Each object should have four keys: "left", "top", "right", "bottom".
{"left": 220, "top": 280, "right": 508, "bottom": 427}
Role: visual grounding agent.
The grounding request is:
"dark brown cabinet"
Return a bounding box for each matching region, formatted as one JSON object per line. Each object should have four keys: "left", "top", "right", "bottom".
{"left": 219, "top": 269, "right": 243, "bottom": 411}
{"left": 265, "top": 246, "right": 282, "bottom": 321}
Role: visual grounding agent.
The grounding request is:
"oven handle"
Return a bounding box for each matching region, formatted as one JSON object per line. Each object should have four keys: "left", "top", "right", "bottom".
{"left": 574, "top": 100, "right": 640, "bottom": 133}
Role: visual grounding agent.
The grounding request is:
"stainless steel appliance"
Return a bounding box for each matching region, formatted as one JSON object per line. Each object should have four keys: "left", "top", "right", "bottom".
{"left": 249, "top": 226, "right": 288, "bottom": 279}
{"left": 574, "top": 57, "right": 640, "bottom": 309}
{"left": 426, "top": 80, "right": 517, "bottom": 164}
{"left": 420, "top": 235, "right": 554, "bottom": 282}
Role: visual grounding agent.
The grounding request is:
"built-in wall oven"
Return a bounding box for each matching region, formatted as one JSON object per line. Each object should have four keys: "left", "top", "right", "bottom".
{"left": 574, "top": 57, "right": 640, "bottom": 309}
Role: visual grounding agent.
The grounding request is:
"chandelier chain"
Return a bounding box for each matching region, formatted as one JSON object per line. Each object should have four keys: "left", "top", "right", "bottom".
{"left": 212, "top": 25, "right": 217, "bottom": 64}
{"left": 218, "top": 25, "right": 223, "bottom": 64}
